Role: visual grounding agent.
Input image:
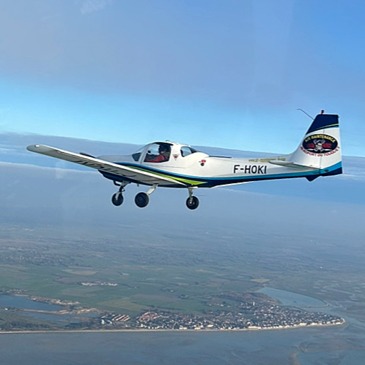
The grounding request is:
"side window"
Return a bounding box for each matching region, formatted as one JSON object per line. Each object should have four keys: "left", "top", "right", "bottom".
{"left": 180, "top": 146, "right": 196, "bottom": 157}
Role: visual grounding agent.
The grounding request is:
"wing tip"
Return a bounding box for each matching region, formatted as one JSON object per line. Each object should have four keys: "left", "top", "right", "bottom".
{"left": 26, "top": 144, "right": 41, "bottom": 152}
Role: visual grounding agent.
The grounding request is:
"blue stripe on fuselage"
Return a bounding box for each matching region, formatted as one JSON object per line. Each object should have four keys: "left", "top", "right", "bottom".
{"left": 99, "top": 161, "right": 342, "bottom": 188}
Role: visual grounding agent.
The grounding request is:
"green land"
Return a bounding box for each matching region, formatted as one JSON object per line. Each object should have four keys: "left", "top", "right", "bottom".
{"left": 0, "top": 221, "right": 363, "bottom": 331}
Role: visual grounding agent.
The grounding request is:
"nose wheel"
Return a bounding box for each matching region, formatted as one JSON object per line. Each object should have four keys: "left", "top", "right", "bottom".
{"left": 186, "top": 196, "right": 199, "bottom": 210}
{"left": 186, "top": 187, "right": 199, "bottom": 210}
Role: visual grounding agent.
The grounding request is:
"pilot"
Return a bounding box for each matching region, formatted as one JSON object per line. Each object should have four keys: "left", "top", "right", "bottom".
{"left": 150, "top": 144, "right": 170, "bottom": 162}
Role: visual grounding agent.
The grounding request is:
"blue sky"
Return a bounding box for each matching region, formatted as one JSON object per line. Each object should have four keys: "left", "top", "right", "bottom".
{"left": 0, "top": 0, "right": 364, "bottom": 156}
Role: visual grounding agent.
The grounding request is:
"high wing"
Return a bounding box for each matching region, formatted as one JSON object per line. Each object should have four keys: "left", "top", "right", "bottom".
{"left": 27, "top": 144, "right": 186, "bottom": 187}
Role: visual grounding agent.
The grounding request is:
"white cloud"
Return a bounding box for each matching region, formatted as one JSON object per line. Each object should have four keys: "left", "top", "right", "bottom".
{"left": 78, "top": 0, "right": 113, "bottom": 15}
{"left": 339, "top": 172, "right": 365, "bottom": 182}
{"left": 340, "top": 157, "right": 365, "bottom": 181}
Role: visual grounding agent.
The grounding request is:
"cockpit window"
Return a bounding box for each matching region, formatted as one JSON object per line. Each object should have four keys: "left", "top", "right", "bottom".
{"left": 144, "top": 143, "right": 171, "bottom": 163}
{"left": 180, "top": 146, "right": 198, "bottom": 157}
{"left": 132, "top": 147, "right": 144, "bottom": 162}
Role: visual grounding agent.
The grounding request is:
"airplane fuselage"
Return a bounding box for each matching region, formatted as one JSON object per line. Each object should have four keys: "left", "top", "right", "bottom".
{"left": 98, "top": 145, "right": 330, "bottom": 188}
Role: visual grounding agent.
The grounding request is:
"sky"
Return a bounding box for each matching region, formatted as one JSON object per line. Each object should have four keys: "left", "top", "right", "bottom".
{"left": 0, "top": 0, "right": 364, "bottom": 156}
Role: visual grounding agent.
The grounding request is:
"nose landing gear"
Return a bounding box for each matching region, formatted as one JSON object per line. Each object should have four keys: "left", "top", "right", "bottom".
{"left": 186, "top": 187, "right": 199, "bottom": 210}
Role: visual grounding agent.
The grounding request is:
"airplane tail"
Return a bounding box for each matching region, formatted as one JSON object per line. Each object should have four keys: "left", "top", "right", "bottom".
{"left": 289, "top": 113, "right": 342, "bottom": 181}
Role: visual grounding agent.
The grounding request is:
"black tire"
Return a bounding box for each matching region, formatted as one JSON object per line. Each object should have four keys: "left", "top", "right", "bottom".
{"left": 111, "top": 192, "right": 124, "bottom": 206}
{"left": 135, "top": 192, "right": 149, "bottom": 208}
{"left": 186, "top": 196, "right": 199, "bottom": 210}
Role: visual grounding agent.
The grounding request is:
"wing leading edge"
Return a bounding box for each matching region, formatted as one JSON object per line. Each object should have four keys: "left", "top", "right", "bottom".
{"left": 26, "top": 144, "right": 186, "bottom": 187}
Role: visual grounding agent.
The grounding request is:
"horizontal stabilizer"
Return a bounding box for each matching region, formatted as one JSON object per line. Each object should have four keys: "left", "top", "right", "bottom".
{"left": 269, "top": 160, "right": 319, "bottom": 169}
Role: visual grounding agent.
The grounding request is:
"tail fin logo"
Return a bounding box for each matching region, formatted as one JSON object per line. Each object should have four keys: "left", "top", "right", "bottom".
{"left": 301, "top": 134, "right": 339, "bottom": 156}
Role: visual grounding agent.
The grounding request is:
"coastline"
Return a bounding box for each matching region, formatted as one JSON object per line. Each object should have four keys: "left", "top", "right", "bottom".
{"left": 0, "top": 291, "right": 345, "bottom": 335}
{"left": 0, "top": 319, "right": 345, "bottom": 335}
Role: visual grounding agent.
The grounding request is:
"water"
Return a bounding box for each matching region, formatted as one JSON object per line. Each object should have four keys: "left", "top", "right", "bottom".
{"left": 259, "top": 287, "right": 328, "bottom": 310}
{"left": 0, "top": 294, "right": 62, "bottom": 311}
{"left": 0, "top": 329, "right": 338, "bottom": 365}
{"left": 0, "top": 325, "right": 364, "bottom": 365}
{"left": 0, "top": 294, "right": 97, "bottom": 325}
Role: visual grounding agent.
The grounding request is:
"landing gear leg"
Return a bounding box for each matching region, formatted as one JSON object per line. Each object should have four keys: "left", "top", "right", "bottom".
{"left": 135, "top": 184, "right": 157, "bottom": 208}
{"left": 186, "top": 187, "right": 199, "bottom": 210}
{"left": 111, "top": 181, "right": 128, "bottom": 206}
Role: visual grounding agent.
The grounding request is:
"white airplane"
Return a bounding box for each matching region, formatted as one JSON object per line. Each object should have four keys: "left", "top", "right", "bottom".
{"left": 27, "top": 112, "right": 342, "bottom": 210}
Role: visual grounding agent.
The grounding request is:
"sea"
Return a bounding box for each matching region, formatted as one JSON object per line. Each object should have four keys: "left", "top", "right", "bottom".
{"left": 0, "top": 325, "right": 364, "bottom": 365}
{"left": 0, "top": 289, "right": 364, "bottom": 365}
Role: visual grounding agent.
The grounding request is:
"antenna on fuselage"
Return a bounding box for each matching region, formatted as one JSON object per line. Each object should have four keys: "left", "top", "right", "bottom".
{"left": 297, "top": 108, "right": 314, "bottom": 120}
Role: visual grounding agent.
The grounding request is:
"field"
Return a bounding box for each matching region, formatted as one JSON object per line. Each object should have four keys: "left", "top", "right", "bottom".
{"left": 1, "top": 219, "right": 365, "bottom": 324}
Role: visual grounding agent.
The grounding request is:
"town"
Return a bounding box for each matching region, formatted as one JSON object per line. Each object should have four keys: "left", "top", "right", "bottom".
{"left": 99, "top": 293, "right": 344, "bottom": 331}
{"left": 0, "top": 290, "right": 344, "bottom": 332}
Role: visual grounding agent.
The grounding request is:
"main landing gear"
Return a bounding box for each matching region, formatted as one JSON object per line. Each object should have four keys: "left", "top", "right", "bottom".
{"left": 111, "top": 183, "right": 200, "bottom": 210}
{"left": 111, "top": 181, "right": 128, "bottom": 206}
{"left": 111, "top": 182, "right": 157, "bottom": 209}
{"left": 134, "top": 185, "right": 157, "bottom": 208}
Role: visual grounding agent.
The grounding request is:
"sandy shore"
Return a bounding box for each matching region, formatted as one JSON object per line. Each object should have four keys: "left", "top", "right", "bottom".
{"left": 0, "top": 320, "right": 345, "bottom": 335}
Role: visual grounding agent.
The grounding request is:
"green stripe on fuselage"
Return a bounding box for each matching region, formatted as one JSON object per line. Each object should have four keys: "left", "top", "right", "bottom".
{"left": 128, "top": 165, "right": 206, "bottom": 186}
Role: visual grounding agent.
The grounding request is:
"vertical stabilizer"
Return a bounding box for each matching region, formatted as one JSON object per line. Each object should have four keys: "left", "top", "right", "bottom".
{"left": 289, "top": 113, "right": 342, "bottom": 178}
